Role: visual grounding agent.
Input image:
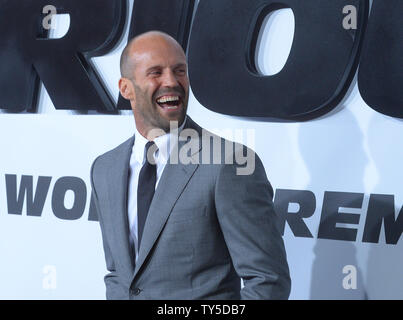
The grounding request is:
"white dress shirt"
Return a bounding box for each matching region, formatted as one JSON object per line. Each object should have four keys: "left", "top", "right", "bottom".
{"left": 127, "top": 117, "right": 187, "bottom": 262}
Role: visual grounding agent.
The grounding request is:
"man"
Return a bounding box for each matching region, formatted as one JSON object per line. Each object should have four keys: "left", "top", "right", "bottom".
{"left": 90, "top": 31, "right": 291, "bottom": 299}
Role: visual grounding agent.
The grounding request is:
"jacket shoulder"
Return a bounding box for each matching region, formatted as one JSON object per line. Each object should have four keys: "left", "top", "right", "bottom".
{"left": 91, "top": 135, "right": 134, "bottom": 178}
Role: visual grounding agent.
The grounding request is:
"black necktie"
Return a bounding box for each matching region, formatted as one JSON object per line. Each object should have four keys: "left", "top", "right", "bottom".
{"left": 137, "top": 141, "right": 157, "bottom": 249}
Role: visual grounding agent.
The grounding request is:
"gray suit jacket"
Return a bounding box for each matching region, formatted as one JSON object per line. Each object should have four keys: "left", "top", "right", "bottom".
{"left": 90, "top": 116, "right": 291, "bottom": 300}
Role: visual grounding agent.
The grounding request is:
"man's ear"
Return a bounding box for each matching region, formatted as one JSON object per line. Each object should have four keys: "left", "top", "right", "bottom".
{"left": 119, "top": 78, "right": 135, "bottom": 101}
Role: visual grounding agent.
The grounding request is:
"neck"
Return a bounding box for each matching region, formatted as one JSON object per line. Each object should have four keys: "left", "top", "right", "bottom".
{"left": 134, "top": 116, "right": 186, "bottom": 141}
{"left": 136, "top": 125, "right": 165, "bottom": 142}
{"left": 133, "top": 116, "right": 170, "bottom": 141}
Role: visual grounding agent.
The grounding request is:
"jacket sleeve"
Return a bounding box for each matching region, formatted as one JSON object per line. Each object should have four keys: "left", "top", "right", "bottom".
{"left": 214, "top": 146, "right": 291, "bottom": 299}
{"left": 90, "top": 157, "right": 128, "bottom": 300}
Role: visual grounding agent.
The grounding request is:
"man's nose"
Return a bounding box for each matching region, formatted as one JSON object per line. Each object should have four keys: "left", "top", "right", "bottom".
{"left": 161, "top": 70, "right": 179, "bottom": 87}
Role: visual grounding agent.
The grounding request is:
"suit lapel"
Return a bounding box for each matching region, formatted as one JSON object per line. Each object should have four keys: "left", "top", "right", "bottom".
{"left": 132, "top": 117, "right": 203, "bottom": 281}
{"left": 107, "top": 136, "right": 136, "bottom": 277}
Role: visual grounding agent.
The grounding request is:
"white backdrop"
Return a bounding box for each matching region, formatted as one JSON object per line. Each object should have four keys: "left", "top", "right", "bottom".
{"left": 0, "top": 0, "right": 402, "bottom": 299}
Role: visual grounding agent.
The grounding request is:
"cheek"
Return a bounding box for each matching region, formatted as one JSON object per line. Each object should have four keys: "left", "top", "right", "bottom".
{"left": 149, "top": 83, "right": 161, "bottom": 100}
{"left": 180, "top": 79, "right": 189, "bottom": 92}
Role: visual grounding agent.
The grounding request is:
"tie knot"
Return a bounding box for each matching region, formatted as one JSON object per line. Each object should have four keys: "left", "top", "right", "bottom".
{"left": 144, "top": 141, "right": 158, "bottom": 165}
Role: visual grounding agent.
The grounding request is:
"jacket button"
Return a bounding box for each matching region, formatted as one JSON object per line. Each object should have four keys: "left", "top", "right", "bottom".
{"left": 131, "top": 288, "right": 141, "bottom": 296}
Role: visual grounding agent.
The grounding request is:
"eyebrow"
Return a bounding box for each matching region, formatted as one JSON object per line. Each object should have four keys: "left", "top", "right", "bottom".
{"left": 173, "top": 63, "right": 187, "bottom": 69}
{"left": 145, "top": 63, "right": 187, "bottom": 73}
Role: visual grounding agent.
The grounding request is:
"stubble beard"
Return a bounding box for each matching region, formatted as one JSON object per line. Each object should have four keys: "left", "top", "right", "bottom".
{"left": 133, "top": 82, "right": 188, "bottom": 135}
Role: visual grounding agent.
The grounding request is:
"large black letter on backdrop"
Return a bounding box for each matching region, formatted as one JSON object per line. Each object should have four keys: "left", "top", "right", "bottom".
{"left": 188, "top": 0, "right": 369, "bottom": 120}
{"left": 274, "top": 189, "right": 316, "bottom": 237}
{"left": 358, "top": 0, "right": 403, "bottom": 118}
{"left": 5, "top": 175, "right": 51, "bottom": 216}
{"left": 117, "top": 0, "right": 195, "bottom": 110}
{"left": 318, "top": 192, "right": 362, "bottom": 241}
{"left": 0, "top": 0, "right": 126, "bottom": 112}
{"left": 52, "top": 177, "right": 87, "bottom": 220}
{"left": 362, "top": 194, "right": 403, "bottom": 245}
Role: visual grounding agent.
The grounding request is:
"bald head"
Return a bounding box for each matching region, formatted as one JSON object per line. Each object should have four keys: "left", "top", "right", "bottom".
{"left": 120, "top": 31, "right": 186, "bottom": 79}
{"left": 118, "top": 30, "right": 189, "bottom": 136}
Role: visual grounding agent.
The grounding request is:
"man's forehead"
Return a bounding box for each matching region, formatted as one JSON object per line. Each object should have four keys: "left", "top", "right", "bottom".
{"left": 130, "top": 44, "right": 187, "bottom": 69}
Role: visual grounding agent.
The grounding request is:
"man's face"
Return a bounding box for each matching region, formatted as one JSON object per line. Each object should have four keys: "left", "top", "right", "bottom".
{"left": 127, "top": 38, "right": 189, "bottom": 134}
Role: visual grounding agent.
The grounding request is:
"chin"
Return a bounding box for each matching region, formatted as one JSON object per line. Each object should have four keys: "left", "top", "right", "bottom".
{"left": 161, "top": 111, "right": 186, "bottom": 127}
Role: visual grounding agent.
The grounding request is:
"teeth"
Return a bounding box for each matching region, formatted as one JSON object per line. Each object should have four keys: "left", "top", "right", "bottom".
{"left": 157, "top": 96, "right": 180, "bottom": 103}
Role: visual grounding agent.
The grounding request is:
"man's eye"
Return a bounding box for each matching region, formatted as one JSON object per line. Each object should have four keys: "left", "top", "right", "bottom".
{"left": 150, "top": 71, "right": 161, "bottom": 76}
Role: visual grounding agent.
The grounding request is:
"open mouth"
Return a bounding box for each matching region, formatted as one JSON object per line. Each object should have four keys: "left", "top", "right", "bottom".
{"left": 156, "top": 95, "right": 182, "bottom": 110}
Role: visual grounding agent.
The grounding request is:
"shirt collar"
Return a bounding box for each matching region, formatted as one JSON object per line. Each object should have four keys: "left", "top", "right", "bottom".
{"left": 132, "top": 116, "right": 187, "bottom": 165}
